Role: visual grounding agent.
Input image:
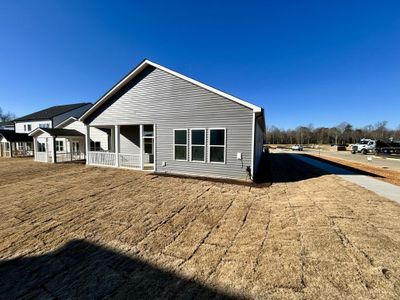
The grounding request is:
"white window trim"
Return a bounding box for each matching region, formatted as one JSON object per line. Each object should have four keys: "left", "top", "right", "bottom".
{"left": 190, "top": 128, "right": 206, "bottom": 163}
{"left": 173, "top": 129, "right": 188, "bottom": 161}
{"left": 208, "top": 128, "right": 227, "bottom": 164}
{"left": 56, "top": 140, "right": 64, "bottom": 152}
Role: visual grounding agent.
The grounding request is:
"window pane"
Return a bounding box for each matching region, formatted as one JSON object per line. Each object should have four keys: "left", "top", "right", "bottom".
{"left": 175, "top": 146, "right": 187, "bottom": 160}
{"left": 175, "top": 130, "right": 187, "bottom": 144}
{"left": 144, "top": 125, "right": 154, "bottom": 137}
{"left": 210, "top": 129, "right": 225, "bottom": 145}
{"left": 191, "top": 130, "right": 205, "bottom": 145}
{"left": 191, "top": 146, "right": 204, "bottom": 161}
{"left": 210, "top": 146, "right": 224, "bottom": 163}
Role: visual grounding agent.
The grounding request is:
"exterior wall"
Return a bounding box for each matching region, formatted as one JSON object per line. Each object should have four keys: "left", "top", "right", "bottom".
{"left": 63, "top": 120, "right": 109, "bottom": 151}
{"left": 87, "top": 66, "right": 254, "bottom": 180}
{"left": 254, "top": 117, "right": 265, "bottom": 175}
{"left": 15, "top": 120, "right": 52, "bottom": 134}
{"left": 53, "top": 104, "right": 92, "bottom": 127}
{"left": 120, "top": 125, "right": 140, "bottom": 154}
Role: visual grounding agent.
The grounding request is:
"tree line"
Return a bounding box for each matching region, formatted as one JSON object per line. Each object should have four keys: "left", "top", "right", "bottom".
{"left": 266, "top": 121, "right": 400, "bottom": 145}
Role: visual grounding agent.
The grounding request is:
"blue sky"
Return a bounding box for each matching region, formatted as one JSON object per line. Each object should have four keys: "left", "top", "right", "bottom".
{"left": 0, "top": 0, "right": 399, "bottom": 129}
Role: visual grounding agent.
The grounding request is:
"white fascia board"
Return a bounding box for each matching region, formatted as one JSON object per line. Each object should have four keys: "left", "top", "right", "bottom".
{"left": 80, "top": 60, "right": 262, "bottom": 122}
{"left": 29, "top": 128, "right": 47, "bottom": 137}
{"left": 55, "top": 117, "right": 77, "bottom": 129}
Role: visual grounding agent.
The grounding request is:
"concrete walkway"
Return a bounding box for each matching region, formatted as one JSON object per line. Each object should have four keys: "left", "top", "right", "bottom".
{"left": 293, "top": 154, "right": 400, "bottom": 204}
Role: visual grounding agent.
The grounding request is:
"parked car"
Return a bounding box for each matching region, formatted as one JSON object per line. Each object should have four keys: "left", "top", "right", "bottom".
{"left": 291, "top": 144, "right": 303, "bottom": 151}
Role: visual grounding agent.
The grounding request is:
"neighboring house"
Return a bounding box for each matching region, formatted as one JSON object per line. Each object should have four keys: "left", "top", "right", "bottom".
{"left": 0, "top": 121, "right": 15, "bottom": 131}
{"left": 29, "top": 115, "right": 110, "bottom": 164}
{"left": 0, "top": 129, "right": 33, "bottom": 158}
{"left": 9, "top": 103, "right": 91, "bottom": 158}
{"left": 14, "top": 103, "right": 92, "bottom": 134}
{"left": 80, "top": 59, "right": 266, "bottom": 181}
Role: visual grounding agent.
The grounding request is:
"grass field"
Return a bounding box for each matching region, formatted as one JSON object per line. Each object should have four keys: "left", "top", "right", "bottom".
{"left": 1, "top": 156, "right": 400, "bottom": 299}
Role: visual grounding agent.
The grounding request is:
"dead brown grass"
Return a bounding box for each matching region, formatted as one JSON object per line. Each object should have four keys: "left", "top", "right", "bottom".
{"left": 307, "top": 153, "right": 400, "bottom": 186}
{"left": 0, "top": 157, "right": 400, "bottom": 299}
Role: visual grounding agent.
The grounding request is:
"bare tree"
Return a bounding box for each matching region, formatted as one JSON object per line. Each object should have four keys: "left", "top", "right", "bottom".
{"left": 0, "top": 107, "right": 16, "bottom": 122}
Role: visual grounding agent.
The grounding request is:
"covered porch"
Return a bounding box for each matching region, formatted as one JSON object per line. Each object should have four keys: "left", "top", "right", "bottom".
{"left": 0, "top": 131, "right": 33, "bottom": 158}
{"left": 86, "top": 124, "right": 155, "bottom": 171}
{"left": 29, "top": 128, "right": 86, "bottom": 163}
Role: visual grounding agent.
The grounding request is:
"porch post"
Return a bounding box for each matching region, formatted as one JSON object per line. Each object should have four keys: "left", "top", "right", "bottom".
{"left": 115, "top": 125, "right": 120, "bottom": 167}
{"left": 52, "top": 137, "right": 57, "bottom": 163}
{"left": 140, "top": 124, "right": 143, "bottom": 170}
{"left": 69, "top": 138, "right": 73, "bottom": 161}
{"left": 85, "top": 125, "right": 90, "bottom": 164}
{"left": 33, "top": 137, "right": 37, "bottom": 161}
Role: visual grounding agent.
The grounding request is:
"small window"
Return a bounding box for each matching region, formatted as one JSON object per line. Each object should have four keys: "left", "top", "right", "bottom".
{"left": 38, "top": 143, "right": 46, "bottom": 152}
{"left": 190, "top": 129, "right": 206, "bottom": 162}
{"left": 27, "top": 124, "right": 32, "bottom": 131}
{"left": 143, "top": 125, "right": 154, "bottom": 137}
{"left": 55, "top": 140, "right": 64, "bottom": 152}
{"left": 24, "top": 125, "right": 26, "bottom": 131}
{"left": 90, "top": 141, "right": 101, "bottom": 151}
{"left": 174, "top": 129, "right": 187, "bottom": 160}
{"left": 39, "top": 123, "right": 49, "bottom": 129}
{"left": 209, "top": 129, "right": 226, "bottom": 163}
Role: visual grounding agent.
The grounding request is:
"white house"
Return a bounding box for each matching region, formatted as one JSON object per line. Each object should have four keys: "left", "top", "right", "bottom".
{"left": 29, "top": 116, "right": 109, "bottom": 163}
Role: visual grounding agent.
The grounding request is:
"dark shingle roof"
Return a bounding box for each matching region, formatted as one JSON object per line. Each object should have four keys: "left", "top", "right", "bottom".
{"left": 0, "top": 121, "right": 14, "bottom": 126}
{"left": 14, "top": 103, "right": 91, "bottom": 122}
{"left": 0, "top": 130, "right": 33, "bottom": 142}
{"left": 39, "top": 128, "right": 84, "bottom": 137}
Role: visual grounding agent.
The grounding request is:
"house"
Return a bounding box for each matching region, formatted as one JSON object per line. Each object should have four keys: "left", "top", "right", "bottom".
{"left": 80, "top": 59, "right": 266, "bottom": 181}
{"left": 7, "top": 103, "right": 92, "bottom": 158}
{"left": 0, "top": 129, "right": 33, "bottom": 158}
{"left": 29, "top": 116, "right": 109, "bottom": 163}
{"left": 14, "top": 102, "right": 92, "bottom": 134}
{"left": 0, "top": 121, "right": 14, "bottom": 131}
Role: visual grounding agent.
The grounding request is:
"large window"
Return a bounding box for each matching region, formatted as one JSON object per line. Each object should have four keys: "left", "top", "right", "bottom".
{"left": 174, "top": 129, "right": 188, "bottom": 160}
{"left": 90, "top": 141, "right": 101, "bottom": 151}
{"left": 190, "top": 129, "right": 206, "bottom": 162}
{"left": 55, "top": 140, "right": 64, "bottom": 152}
{"left": 39, "top": 123, "right": 49, "bottom": 128}
{"left": 209, "top": 129, "right": 226, "bottom": 163}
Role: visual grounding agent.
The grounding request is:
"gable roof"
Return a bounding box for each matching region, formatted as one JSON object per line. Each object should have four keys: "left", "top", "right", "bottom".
{"left": 29, "top": 128, "right": 84, "bottom": 137}
{"left": 54, "top": 117, "right": 78, "bottom": 129}
{"left": 80, "top": 59, "right": 262, "bottom": 121}
{"left": 0, "top": 130, "right": 32, "bottom": 142}
{"left": 14, "top": 103, "right": 92, "bottom": 122}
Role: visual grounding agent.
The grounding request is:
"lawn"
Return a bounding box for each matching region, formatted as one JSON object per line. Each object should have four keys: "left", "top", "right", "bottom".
{"left": 0, "top": 155, "right": 399, "bottom": 299}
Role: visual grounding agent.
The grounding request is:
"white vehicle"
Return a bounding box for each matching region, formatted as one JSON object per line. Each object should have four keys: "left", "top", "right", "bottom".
{"left": 291, "top": 144, "right": 303, "bottom": 151}
{"left": 351, "top": 139, "right": 376, "bottom": 154}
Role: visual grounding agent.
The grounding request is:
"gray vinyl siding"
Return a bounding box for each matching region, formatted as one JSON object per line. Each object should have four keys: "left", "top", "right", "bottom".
{"left": 88, "top": 66, "right": 254, "bottom": 180}
{"left": 254, "top": 117, "right": 265, "bottom": 174}
{"left": 120, "top": 126, "right": 140, "bottom": 154}
{"left": 53, "top": 104, "right": 92, "bottom": 127}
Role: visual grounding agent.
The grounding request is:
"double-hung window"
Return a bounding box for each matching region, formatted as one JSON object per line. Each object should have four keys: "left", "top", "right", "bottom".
{"left": 174, "top": 129, "right": 188, "bottom": 160}
{"left": 209, "top": 128, "right": 226, "bottom": 163}
{"left": 190, "top": 129, "right": 206, "bottom": 162}
{"left": 55, "top": 140, "right": 64, "bottom": 152}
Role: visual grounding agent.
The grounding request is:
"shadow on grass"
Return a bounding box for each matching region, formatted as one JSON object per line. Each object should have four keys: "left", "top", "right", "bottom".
{"left": 0, "top": 239, "right": 239, "bottom": 299}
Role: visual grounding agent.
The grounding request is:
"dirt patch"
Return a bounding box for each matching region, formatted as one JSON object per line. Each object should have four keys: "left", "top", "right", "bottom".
{"left": 306, "top": 153, "right": 400, "bottom": 186}
{"left": 1, "top": 157, "right": 400, "bottom": 298}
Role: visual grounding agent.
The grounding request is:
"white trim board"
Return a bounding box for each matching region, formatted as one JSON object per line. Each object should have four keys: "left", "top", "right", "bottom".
{"left": 80, "top": 59, "right": 262, "bottom": 122}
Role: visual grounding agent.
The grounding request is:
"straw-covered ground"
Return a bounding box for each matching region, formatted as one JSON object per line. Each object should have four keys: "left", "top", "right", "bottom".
{"left": 0, "top": 155, "right": 399, "bottom": 299}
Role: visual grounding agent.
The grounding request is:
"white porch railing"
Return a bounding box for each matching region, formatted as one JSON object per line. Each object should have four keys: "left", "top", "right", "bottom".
{"left": 119, "top": 153, "right": 141, "bottom": 169}
{"left": 87, "top": 151, "right": 116, "bottom": 167}
{"left": 56, "top": 152, "right": 86, "bottom": 163}
{"left": 35, "top": 152, "right": 48, "bottom": 163}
